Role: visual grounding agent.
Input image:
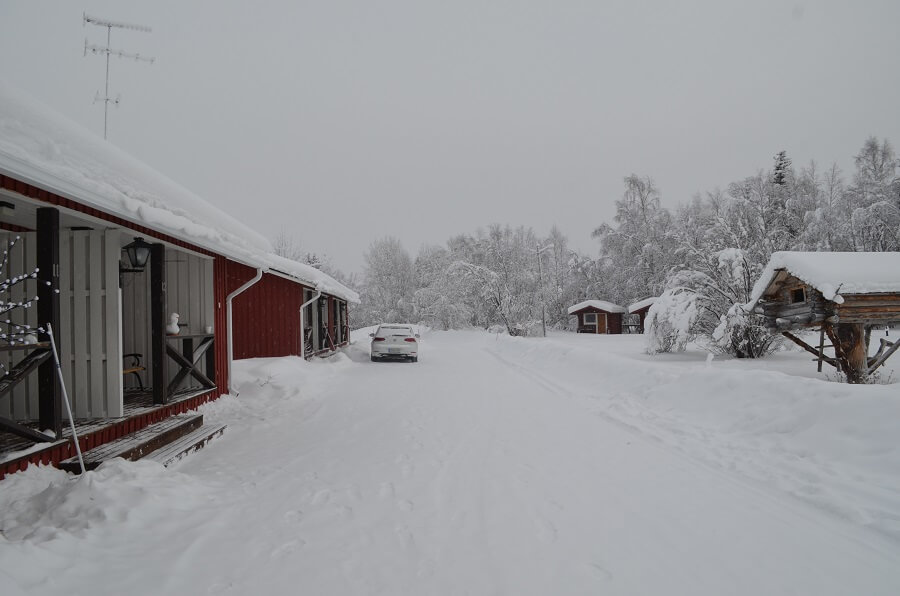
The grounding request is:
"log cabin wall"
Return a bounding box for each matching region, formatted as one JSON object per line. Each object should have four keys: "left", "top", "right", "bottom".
{"left": 759, "top": 273, "right": 900, "bottom": 330}
{"left": 835, "top": 294, "right": 900, "bottom": 324}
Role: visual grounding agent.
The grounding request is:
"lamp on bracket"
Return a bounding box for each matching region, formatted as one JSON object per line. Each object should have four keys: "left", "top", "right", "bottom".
{"left": 121, "top": 237, "right": 152, "bottom": 273}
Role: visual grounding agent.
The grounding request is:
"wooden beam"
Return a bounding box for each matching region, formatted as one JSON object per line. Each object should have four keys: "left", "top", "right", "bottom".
{"left": 868, "top": 338, "right": 900, "bottom": 374}
{"left": 36, "top": 207, "right": 61, "bottom": 437}
{"left": 781, "top": 331, "right": 838, "bottom": 369}
{"left": 150, "top": 243, "right": 168, "bottom": 404}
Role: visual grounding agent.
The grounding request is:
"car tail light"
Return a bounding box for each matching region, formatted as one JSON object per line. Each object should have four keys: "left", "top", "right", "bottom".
{"left": 373, "top": 337, "right": 385, "bottom": 342}
{"left": 404, "top": 337, "right": 417, "bottom": 342}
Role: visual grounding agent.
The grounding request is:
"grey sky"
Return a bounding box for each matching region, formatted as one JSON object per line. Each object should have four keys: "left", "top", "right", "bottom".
{"left": 2, "top": 1, "right": 899, "bottom": 273}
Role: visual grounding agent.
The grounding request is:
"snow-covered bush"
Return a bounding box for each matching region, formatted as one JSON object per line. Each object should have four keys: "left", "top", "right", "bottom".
{"left": 711, "top": 302, "right": 779, "bottom": 359}
{"left": 647, "top": 249, "right": 779, "bottom": 358}
{"left": 645, "top": 287, "right": 699, "bottom": 353}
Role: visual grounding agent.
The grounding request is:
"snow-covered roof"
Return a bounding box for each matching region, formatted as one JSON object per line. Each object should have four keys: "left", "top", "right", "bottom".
{"left": 750, "top": 251, "right": 900, "bottom": 305}
{"left": 627, "top": 297, "right": 656, "bottom": 313}
{"left": 567, "top": 300, "right": 625, "bottom": 314}
{"left": 0, "top": 81, "right": 358, "bottom": 303}
{"left": 263, "top": 253, "right": 360, "bottom": 303}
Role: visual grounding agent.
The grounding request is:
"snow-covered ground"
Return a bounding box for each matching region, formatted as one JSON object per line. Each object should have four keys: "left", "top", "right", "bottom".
{"left": 2, "top": 329, "right": 900, "bottom": 595}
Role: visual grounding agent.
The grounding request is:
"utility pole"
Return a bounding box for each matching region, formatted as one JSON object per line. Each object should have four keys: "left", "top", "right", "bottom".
{"left": 83, "top": 13, "right": 154, "bottom": 140}
{"left": 536, "top": 244, "right": 554, "bottom": 337}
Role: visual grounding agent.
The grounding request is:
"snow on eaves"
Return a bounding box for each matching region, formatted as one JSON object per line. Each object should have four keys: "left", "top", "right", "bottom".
{"left": 750, "top": 251, "right": 900, "bottom": 306}
{"left": 567, "top": 300, "right": 625, "bottom": 314}
{"left": 0, "top": 81, "right": 358, "bottom": 302}
{"left": 627, "top": 297, "right": 656, "bottom": 313}
{"left": 0, "top": 81, "right": 271, "bottom": 264}
{"left": 263, "top": 253, "right": 360, "bottom": 304}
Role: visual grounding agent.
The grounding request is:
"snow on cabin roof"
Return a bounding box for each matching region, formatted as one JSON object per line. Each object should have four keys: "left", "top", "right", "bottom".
{"left": 627, "top": 297, "right": 656, "bottom": 313}
{"left": 0, "top": 82, "right": 358, "bottom": 303}
{"left": 263, "top": 253, "right": 360, "bottom": 304}
{"left": 750, "top": 251, "right": 900, "bottom": 305}
{"left": 567, "top": 300, "right": 625, "bottom": 314}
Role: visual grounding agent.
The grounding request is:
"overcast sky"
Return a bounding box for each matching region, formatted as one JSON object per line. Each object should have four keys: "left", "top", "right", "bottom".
{"left": 1, "top": 1, "right": 899, "bottom": 273}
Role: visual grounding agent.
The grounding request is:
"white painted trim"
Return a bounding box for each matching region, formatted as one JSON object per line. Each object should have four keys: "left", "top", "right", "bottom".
{"left": 299, "top": 290, "right": 322, "bottom": 359}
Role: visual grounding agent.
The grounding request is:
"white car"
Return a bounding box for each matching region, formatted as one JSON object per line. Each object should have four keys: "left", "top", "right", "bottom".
{"left": 370, "top": 324, "right": 419, "bottom": 362}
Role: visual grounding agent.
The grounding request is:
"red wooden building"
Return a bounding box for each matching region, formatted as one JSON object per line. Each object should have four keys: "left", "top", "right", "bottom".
{"left": 0, "top": 83, "right": 358, "bottom": 478}
{"left": 626, "top": 297, "right": 656, "bottom": 333}
{"left": 568, "top": 300, "right": 625, "bottom": 334}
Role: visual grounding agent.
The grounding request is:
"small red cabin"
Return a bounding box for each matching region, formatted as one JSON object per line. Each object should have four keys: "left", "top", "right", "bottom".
{"left": 568, "top": 300, "right": 625, "bottom": 334}
{"left": 626, "top": 297, "right": 656, "bottom": 333}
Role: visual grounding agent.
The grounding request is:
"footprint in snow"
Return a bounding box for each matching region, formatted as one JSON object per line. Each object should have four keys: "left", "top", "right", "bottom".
{"left": 378, "top": 482, "right": 395, "bottom": 499}
{"left": 588, "top": 563, "right": 613, "bottom": 581}
{"left": 310, "top": 489, "right": 332, "bottom": 506}
{"left": 270, "top": 539, "right": 306, "bottom": 558}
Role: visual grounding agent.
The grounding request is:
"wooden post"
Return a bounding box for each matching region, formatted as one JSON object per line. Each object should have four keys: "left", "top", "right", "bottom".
{"left": 37, "top": 208, "right": 62, "bottom": 436}
{"left": 150, "top": 243, "right": 168, "bottom": 404}
{"left": 206, "top": 335, "right": 216, "bottom": 385}
{"left": 817, "top": 327, "right": 825, "bottom": 373}
{"left": 835, "top": 323, "right": 868, "bottom": 384}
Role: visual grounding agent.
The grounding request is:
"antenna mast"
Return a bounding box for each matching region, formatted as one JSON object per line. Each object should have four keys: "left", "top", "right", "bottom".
{"left": 83, "top": 13, "right": 154, "bottom": 140}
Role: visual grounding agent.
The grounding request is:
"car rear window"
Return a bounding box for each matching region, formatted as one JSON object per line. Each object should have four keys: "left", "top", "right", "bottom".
{"left": 378, "top": 326, "right": 412, "bottom": 336}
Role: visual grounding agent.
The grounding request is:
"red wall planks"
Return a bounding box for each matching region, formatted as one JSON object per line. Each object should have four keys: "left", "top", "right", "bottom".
{"left": 225, "top": 260, "right": 308, "bottom": 360}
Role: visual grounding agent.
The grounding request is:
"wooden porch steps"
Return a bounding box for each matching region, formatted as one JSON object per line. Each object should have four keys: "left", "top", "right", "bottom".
{"left": 145, "top": 423, "right": 227, "bottom": 466}
{"left": 58, "top": 414, "right": 223, "bottom": 473}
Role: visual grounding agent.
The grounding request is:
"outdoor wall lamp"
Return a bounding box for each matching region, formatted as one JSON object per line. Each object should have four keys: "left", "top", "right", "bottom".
{"left": 121, "top": 237, "right": 152, "bottom": 273}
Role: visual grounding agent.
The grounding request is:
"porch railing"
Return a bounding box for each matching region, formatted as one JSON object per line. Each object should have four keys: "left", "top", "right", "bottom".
{"left": 0, "top": 342, "right": 57, "bottom": 442}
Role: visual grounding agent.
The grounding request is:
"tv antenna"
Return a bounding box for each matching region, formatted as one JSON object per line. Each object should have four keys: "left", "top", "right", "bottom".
{"left": 83, "top": 13, "right": 155, "bottom": 140}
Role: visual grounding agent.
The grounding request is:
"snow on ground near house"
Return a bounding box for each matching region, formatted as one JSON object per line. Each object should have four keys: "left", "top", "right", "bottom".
{"left": 2, "top": 330, "right": 900, "bottom": 595}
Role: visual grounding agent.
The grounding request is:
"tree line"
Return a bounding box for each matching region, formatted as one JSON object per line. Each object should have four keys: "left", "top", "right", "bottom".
{"left": 289, "top": 136, "right": 900, "bottom": 356}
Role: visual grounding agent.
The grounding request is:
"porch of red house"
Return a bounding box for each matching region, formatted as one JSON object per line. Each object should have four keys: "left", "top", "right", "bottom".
{"left": 0, "top": 387, "right": 219, "bottom": 480}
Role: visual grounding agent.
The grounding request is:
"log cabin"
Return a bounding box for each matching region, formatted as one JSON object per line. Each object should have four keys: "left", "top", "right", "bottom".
{"left": 749, "top": 251, "right": 900, "bottom": 383}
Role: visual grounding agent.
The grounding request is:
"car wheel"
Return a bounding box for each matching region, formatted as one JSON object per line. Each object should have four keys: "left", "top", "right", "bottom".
{"left": 411, "top": 357, "right": 418, "bottom": 363}
{"left": 371, "top": 355, "right": 378, "bottom": 362}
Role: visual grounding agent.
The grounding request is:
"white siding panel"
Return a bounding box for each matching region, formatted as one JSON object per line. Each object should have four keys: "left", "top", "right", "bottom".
{"left": 59, "top": 231, "right": 73, "bottom": 413}
{"left": 88, "top": 232, "right": 103, "bottom": 417}
{"left": 71, "top": 231, "right": 89, "bottom": 418}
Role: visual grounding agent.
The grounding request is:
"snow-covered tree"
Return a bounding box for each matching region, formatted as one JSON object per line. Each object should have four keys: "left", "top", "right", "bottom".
{"left": 357, "top": 237, "right": 416, "bottom": 327}
{"left": 592, "top": 175, "right": 677, "bottom": 304}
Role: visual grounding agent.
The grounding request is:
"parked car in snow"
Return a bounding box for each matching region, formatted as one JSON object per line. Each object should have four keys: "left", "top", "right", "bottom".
{"left": 370, "top": 324, "right": 419, "bottom": 362}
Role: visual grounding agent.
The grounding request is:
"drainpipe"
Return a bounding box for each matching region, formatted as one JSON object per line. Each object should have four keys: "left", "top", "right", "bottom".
{"left": 226, "top": 268, "right": 263, "bottom": 394}
{"left": 299, "top": 289, "right": 322, "bottom": 359}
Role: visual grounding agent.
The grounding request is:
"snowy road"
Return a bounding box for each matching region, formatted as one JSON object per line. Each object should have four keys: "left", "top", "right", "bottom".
{"left": 3, "top": 330, "right": 900, "bottom": 595}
